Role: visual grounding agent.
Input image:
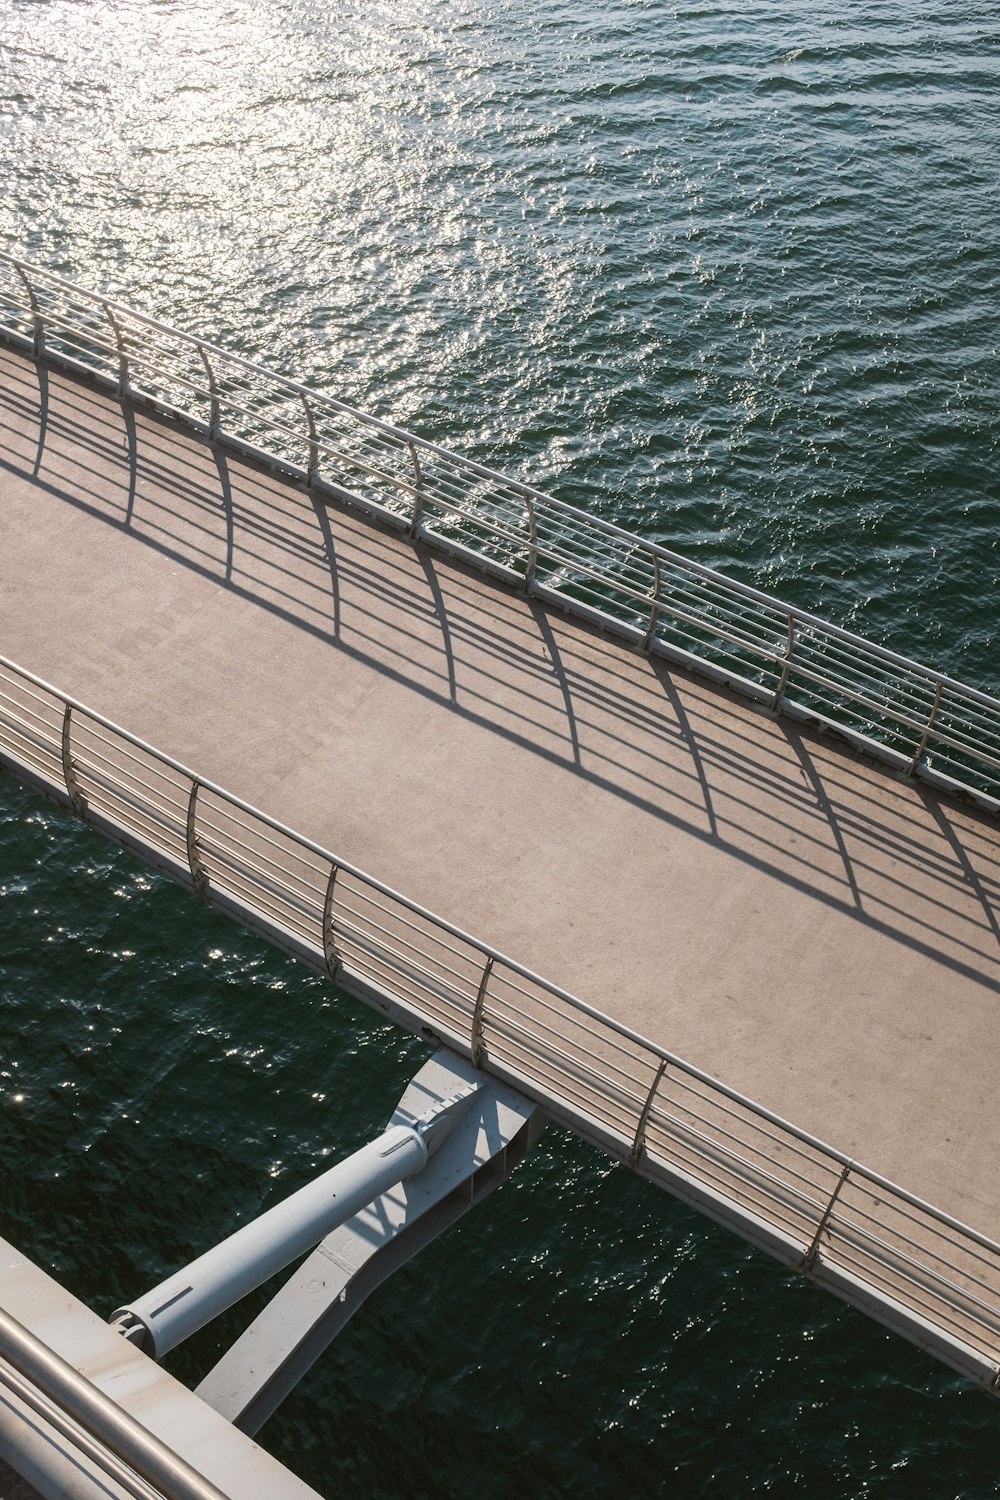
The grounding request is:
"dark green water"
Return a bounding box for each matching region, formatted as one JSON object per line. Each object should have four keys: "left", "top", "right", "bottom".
{"left": 1, "top": 0, "right": 999, "bottom": 1493}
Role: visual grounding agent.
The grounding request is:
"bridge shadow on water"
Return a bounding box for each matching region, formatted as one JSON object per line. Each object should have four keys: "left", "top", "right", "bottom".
{"left": 2, "top": 346, "right": 999, "bottom": 1006}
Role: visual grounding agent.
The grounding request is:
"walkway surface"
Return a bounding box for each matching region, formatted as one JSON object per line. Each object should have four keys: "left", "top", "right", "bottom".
{"left": 2, "top": 343, "right": 999, "bottom": 1240}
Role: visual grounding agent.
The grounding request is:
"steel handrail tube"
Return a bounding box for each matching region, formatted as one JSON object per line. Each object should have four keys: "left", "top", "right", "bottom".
{"left": 77, "top": 741, "right": 188, "bottom": 809}
{"left": 192, "top": 822, "right": 325, "bottom": 905}
{"left": 0, "top": 679, "right": 59, "bottom": 729}
{"left": 490, "top": 998, "right": 652, "bottom": 1096}
{"left": 835, "top": 1193, "right": 1000, "bottom": 1287}
{"left": 323, "top": 902, "right": 478, "bottom": 994}
{"left": 853, "top": 1182, "right": 1000, "bottom": 1271}
{"left": 79, "top": 765, "right": 186, "bottom": 831}
{"left": 46, "top": 320, "right": 123, "bottom": 369}
{"left": 643, "top": 1102, "right": 829, "bottom": 1216}
{"left": 331, "top": 881, "right": 483, "bottom": 967}
{"left": 648, "top": 1094, "right": 834, "bottom": 1194}
{"left": 925, "top": 724, "right": 1000, "bottom": 773}
{"left": 0, "top": 1355, "right": 168, "bottom": 1500}
{"left": 197, "top": 837, "right": 322, "bottom": 924}
{"left": 822, "top": 1216, "right": 1000, "bottom": 1335}
{"left": 664, "top": 1098, "right": 832, "bottom": 1188}
{"left": 0, "top": 1307, "right": 231, "bottom": 1500}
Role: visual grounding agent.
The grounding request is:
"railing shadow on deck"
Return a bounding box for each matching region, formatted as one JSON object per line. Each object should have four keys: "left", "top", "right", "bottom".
{"left": 1, "top": 346, "right": 998, "bottom": 1002}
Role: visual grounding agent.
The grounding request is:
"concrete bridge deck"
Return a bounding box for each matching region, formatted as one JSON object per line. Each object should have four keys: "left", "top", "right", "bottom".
{"left": 2, "top": 340, "right": 999, "bottom": 1250}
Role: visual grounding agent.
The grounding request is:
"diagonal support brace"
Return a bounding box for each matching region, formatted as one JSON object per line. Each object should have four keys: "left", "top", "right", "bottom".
{"left": 194, "top": 1049, "right": 545, "bottom": 1435}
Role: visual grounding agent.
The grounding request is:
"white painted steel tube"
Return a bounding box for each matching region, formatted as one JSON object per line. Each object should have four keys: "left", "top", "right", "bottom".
{"left": 115, "top": 1125, "right": 428, "bottom": 1358}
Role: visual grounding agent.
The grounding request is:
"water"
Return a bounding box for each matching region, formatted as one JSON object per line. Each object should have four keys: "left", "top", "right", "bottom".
{"left": 1, "top": 0, "right": 999, "bottom": 1493}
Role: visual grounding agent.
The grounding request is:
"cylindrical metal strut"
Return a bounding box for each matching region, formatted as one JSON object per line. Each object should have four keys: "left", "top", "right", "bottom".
{"left": 113, "top": 1089, "right": 477, "bottom": 1359}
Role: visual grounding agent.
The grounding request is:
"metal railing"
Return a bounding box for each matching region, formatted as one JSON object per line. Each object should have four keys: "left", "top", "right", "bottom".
{"left": 1, "top": 251, "right": 998, "bottom": 808}
{"left": 2, "top": 651, "right": 1000, "bottom": 1392}
{"left": 0, "top": 1307, "right": 231, "bottom": 1500}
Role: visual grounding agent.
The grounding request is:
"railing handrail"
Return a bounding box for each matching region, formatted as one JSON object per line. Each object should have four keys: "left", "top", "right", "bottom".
{"left": 0, "top": 1305, "right": 231, "bottom": 1500}
{"left": 4, "top": 649, "right": 999, "bottom": 1268}
{"left": 2, "top": 249, "right": 998, "bottom": 720}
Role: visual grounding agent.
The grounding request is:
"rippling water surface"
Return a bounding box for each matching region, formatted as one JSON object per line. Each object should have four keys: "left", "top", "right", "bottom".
{"left": 1, "top": 1, "right": 999, "bottom": 1495}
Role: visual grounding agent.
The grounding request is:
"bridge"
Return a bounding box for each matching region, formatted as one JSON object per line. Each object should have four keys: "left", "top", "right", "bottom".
{"left": 1, "top": 254, "right": 1000, "bottom": 1491}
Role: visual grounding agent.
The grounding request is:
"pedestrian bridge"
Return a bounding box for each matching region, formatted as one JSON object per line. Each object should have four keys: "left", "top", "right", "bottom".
{"left": 2, "top": 254, "right": 1000, "bottom": 1394}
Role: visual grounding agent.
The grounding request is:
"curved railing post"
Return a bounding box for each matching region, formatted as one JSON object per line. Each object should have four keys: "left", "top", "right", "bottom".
{"left": 196, "top": 344, "right": 221, "bottom": 438}
{"left": 641, "top": 551, "right": 663, "bottom": 652}
{"left": 523, "top": 492, "right": 538, "bottom": 593}
{"left": 630, "top": 1059, "right": 667, "bottom": 1169}
{"left": 300, "top": 392, "right": 319, "bottom": 485}
{"left": 470, "top": 955, "right": 494, "bottom": 1067}
{"left": 322, "top": 863, "right": 342, "bottom": 982}
{"left": 406, "top": 440, "right": 424, "bottom": 537}
{"left": 907, "top": 679, "right": 944, "bottom": 777}
{"left": 60, "top": 704, "right": 87, "bottom": 819}
{"left": 13, "top": 262, "right": 43, "bottom": 358}
{"left": 800, "top": 1160, "right": 852, "bottom": 1272}
{"left": 101, "top": 301, "right": 129, "bottom": 396}
{"left": 185, "top": 782, "right": 210, "bottom": 900}
{"left": 771, "top": 613, "right": 797, "bottom": 710}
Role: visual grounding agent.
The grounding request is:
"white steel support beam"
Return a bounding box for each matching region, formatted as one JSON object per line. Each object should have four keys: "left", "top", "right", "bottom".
{"left": 113, "top": 1083, "right": 483, "bottom": 1361}
{"left": 195, "top": 1050, "right": 545, "bottom": 1435}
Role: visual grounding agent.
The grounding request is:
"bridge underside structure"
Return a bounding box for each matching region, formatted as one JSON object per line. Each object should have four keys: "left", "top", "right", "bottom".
{"left": 1, "top": 279, "right": 1000, "bottom": 1398}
